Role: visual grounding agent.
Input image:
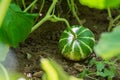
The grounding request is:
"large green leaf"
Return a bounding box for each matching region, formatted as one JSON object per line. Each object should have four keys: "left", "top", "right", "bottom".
{"left": 94, "top": 26, "right": 120, "bottom": 59}
{"left": 79, "top": 0, "right": 120, "bottom": 9}
{"left": 0, "top": 3, "right": 35, "bottom": 47}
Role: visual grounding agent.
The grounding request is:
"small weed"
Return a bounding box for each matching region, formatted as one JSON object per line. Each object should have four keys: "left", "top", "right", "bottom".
{"left": 79, "top": 57, "right": 120, "bottom": 80}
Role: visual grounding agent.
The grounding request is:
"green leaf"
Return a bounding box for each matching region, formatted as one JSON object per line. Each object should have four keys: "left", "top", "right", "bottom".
{"left": 79, "top": 0, "right": 120, "bottom": 9}
{"left": 94, "top": 26, "right": 120, "bottom": 59}
{"left": 97, "top": 71, "right": 106, "bottom": 77}
{"left": 89, "top": 57, "right": 96, "bottom": 66}
{"left": 96, "top": 62, "right": 107, "bottom": 77}
{"left": 96, "top": 62, "right": 105, "bottom": 72}
{"left": 0, "top": 41, "right": 9, "bottom": 61}
{"left": 79, "top": 69, "right": 87, "bottom": 78}
{"left": 9, "top": 3, "right": 21, "bottom": 11}
{"left": 0, "top": 3, "right": 35, "bottom": 47}
{"left": 103, "top": 68, "right": 115, "bottom": 78}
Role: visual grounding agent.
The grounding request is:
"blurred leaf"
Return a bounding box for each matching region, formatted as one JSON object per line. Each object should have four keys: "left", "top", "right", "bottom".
{"left": 79, "top": 0, "right": 120, "bottom": 9}
{"left": 41, "top": 58, "right": 82, "bottom": 80}
{"left": 101, "top": 68, "right": 115, "bottom": 78}
{"left": 94, "top": 26, "right": 120, "bottom": 59}
{"left": 96, "top": 62, "right": 109, "bottom": 77}
{"left": 107, "top": 66, "right": 115, "bottom": 78}
{"left": 97, "top": 71, "right": 106, "bottom": 77}
{"left": 96, "top": 62, "right": 105, "bottom": 72}
{"left": 89, "top": 57, "right": 96, "bottom": 66}
{"left": 96, "top": 61, "right": 106, "bottom": 77}
{"left": 97, "top": 68, "right": 115, "bottom": 78}
{"left": 96, "top": 60, "right": 116, "bottom": 78}
{"left": 0, "top": 3, "right": 35, "bottom": 47}
{"left": 41, "top": 58, "right": 68, "bottom": 80}
{"left": 0, "top": 41, "right": 9, "bottom": 61}
{"left": 79, "top": 69, "right": 87, "bottom": 78}
{"left": 104, "top": 68, "right": 114, "bottom": 78}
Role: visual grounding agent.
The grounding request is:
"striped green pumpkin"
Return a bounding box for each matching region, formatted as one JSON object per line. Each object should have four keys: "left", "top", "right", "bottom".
{"left": 59, "top": 25, "right": 95, "bottom": 61}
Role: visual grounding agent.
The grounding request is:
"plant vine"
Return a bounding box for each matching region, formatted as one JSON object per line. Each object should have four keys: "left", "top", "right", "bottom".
{"left": 67, "top": 0, "right": 82, "bottom": 26}
{"left": 31, "top": 0, "right": 77, "bottom": 39}
{"left": 107, "top": 8, "right": 120, "bottom": 31}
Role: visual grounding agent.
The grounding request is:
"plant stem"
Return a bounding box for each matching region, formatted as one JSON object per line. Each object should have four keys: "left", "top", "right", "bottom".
{"left": 107, "top": 8, "right": 120, "bottom": 31}
{"left": 0, "top": 63, "right": 9, "bottom": 80}
{"left": 39, "top": 0, "right": 45, "bottom": 13}
{"left": 67, "top": 0, "right": 71, "bottom": 10}
{"left": 22, "top": 0, "right": 26, "bottom": 9}
{"left": 35, "top": 0, "right": 45, "bottom": 22}
{"left": 0, "top": 0, "right": 11, "bottom": 27}
{"left": 46, "top": 0, "right": 58, "bottom": 16}
{"left": 86, "top": 75, "right": 98, "bottom": 80}
{"left": 31, "top": 15, "right": 51, "bottom": 32}
{"left": 51, "top": 15, "right": 77, "bottom": 39}
{"left": 23, "top": 0, "right": 38, "bottom": 12}
{"left": 31, "top": 0, "right": 58, "bottom": 32}
{"left": 113, "top": 15, "right": 120, "bottom": 23}
{"left": 108, "top": 8, "right": 112, "bottom": 18}
{"left": 70, "top": 0, "right": 82, "bottom": 26}
{"left": 107, "top": 8, "right": 113, "bottom": 31}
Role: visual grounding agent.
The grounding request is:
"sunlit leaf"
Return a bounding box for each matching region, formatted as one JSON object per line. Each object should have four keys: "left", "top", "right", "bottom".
{"left": 0, "top": 3, "right": 36, "bottom": 47}
{"left": 79, "top": 0, "right": 120, "bottom": 9}
{"left": 94, "top": 26, "right": 120, "bottom": 59}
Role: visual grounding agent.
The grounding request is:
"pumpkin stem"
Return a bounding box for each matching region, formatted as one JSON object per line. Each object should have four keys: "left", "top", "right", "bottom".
{"left": 50, "top": 15, "right": 77, "bottom": 39}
